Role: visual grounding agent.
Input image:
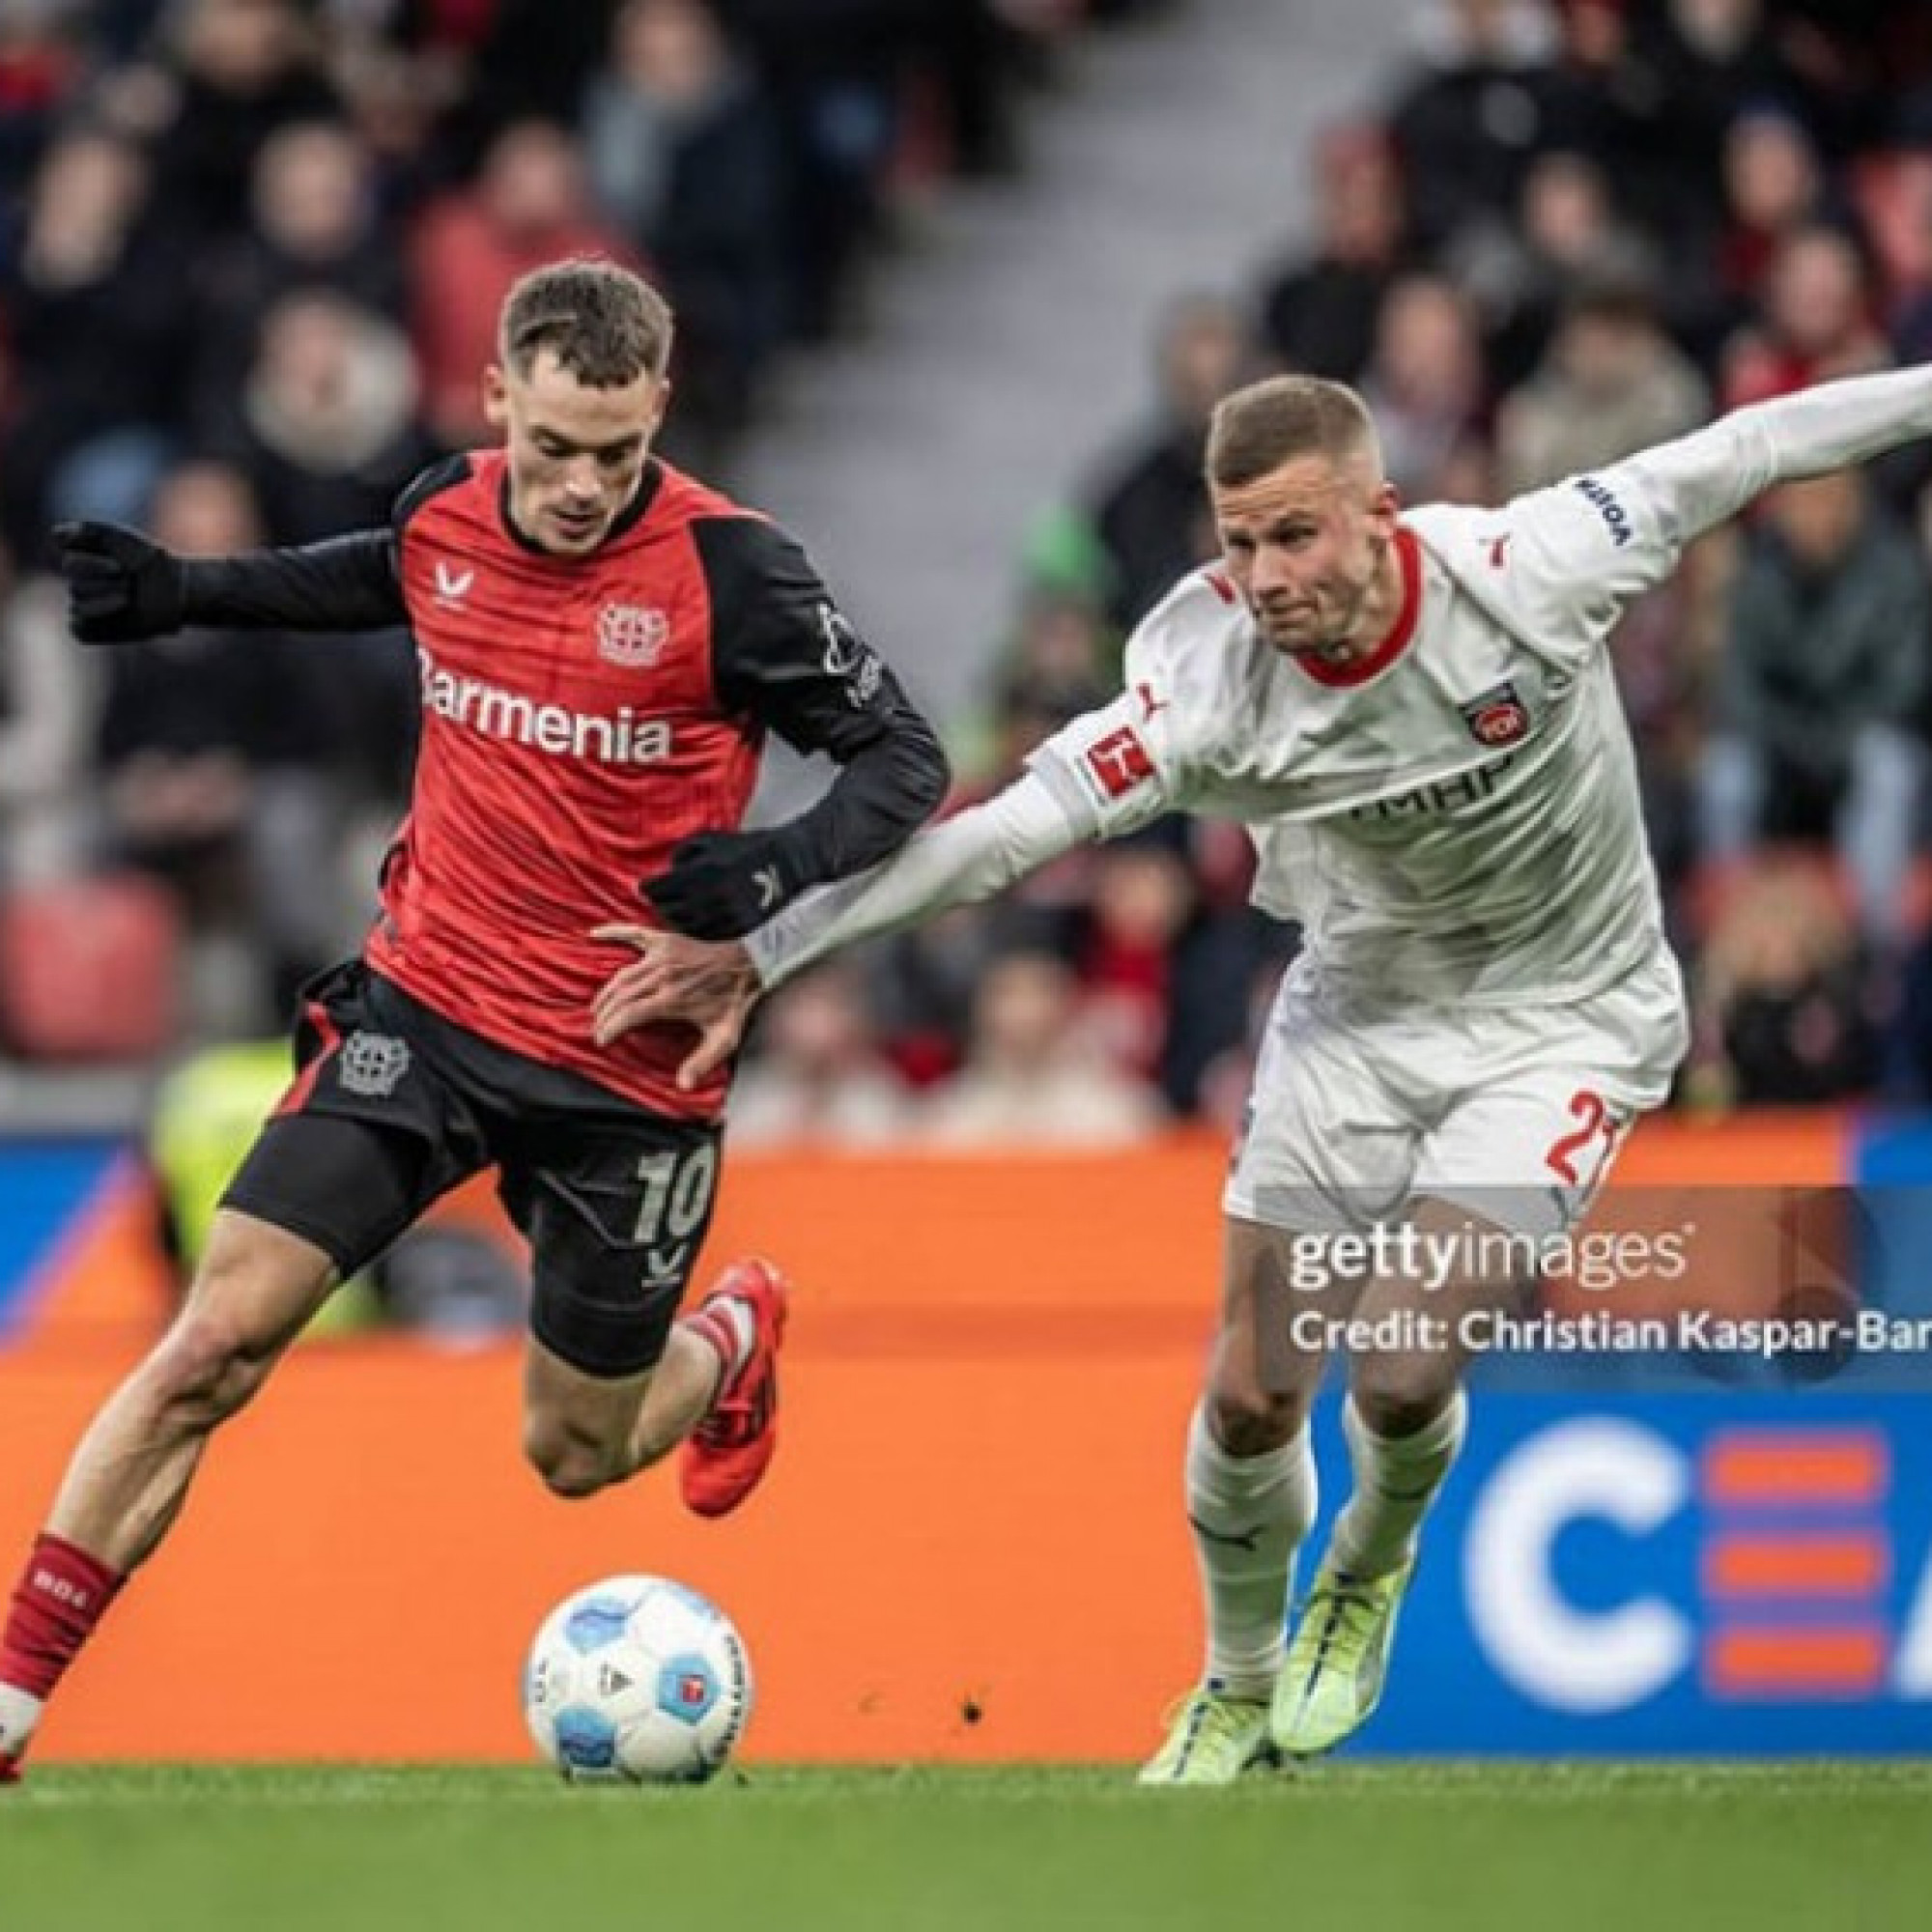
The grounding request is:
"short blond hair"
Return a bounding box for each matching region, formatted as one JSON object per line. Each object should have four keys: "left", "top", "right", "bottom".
{"left": 1206, "top": 375, "right": 1380, "bottom": 489}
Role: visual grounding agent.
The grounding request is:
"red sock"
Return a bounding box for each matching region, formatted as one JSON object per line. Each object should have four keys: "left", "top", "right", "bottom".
{"left": 2, "top": 1533, "right": 126, "bottom": 1701}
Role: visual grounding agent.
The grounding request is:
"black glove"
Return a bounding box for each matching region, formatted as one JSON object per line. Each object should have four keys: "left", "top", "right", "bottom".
{"left": 52, "top": 521, "right": 188, "bottom": 643}
{"left": 642, "top": 829, "right": 809, "bottom": 940}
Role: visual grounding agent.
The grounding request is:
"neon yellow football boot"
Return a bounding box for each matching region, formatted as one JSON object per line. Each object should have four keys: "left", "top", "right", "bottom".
{"left": 1136, "top": 1683, "right": 1272, "bottom": 1786}
{"left": 1270, "top": 1555, "right": 1415, "bottom": 1758}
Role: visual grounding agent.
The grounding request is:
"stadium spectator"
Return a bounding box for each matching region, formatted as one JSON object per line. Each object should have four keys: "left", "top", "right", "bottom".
{"left": 1355, "top": 271, "right": 1487, "bottom": 501}
{"left": 409, "top": 119, "right": 641, "bottom": 447}
{"left": 1863, "top": 145, "right": 1932, "bottom": 354}
{"left": 1689, "top": 851, "right": 1884, "bottom": 1104}
{"left": 1083, "top": 291, "right": 1251, "bottom": 632}
{"left": 1640, "top": 0, "right": 1807, "bottom": 223}
{"left": 0, "top": 540, "right": 95, "bottom": 889}
{"left": 1696, "top": 468, "right": 1930, "bottom": 944}
{"left": 984, "top": 588, "right": 1114, "bottom": 739}
{"left": 204, "top": 290, "right": 436, "bottom": 544}
{"left": 0, "top": 127, "right": 189, "bottom": 556}
{"left": 919, "top": 945, "right": 1161, "bottom": 1147}
{"left": 148, "top": 0, "right": 344, "bottom": 245}
{"left": 1385, "top": 0, "right": 1557, "bottom": 255}
{"left": 1494, "top": 272, "right": 1710, "bottom": 496}
{"left": 714, "top": 0, "right": 912, "bottom": 342}
{"left": 192, "top": 117, "right": 406, "bottom": 397}
{"left": 1720, "top": 222, "right": 1892, "bottom": 412}
{"left": 1717, "top": 107, "right": 1828, "bottom": 316}
{"left": 0, "top": 0, "right": 77, "bottom": 200}
{"left": 727, "top": 960, "right": 918, "bottom": 1146}
{"left": 1443, "top": 146, "right": 1656, "bottom": 390}
{"left": 1257, "top": 123, "right": 1409, "bottom": 384}
{"left": 582, "top": 0, "right": 787, "bottom": 453}
{"left": 1535, "top": 0, "right": 1675, "bottom": 233}
{"left": 1076, "top": 835, "right": 1195, "bottom": 1089}
{"left": 92, "top": 459, "right": 355, "bottom": 1022}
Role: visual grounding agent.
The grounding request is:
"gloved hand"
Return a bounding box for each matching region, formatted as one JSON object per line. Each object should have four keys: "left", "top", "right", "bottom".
{"left": 642, "top": 829, "right": 807, "bottom": 940}
{"left": 52, "top": 521, "right": 188, "bottom": 643}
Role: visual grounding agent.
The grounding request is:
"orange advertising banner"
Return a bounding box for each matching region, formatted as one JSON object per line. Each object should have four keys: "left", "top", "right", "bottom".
{"left": 0, "top": 1118, "right": 1850, "bottom": 1763}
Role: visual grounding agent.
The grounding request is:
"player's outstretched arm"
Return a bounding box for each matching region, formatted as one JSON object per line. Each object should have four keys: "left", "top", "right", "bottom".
{"left": 745, "top": 769, "right": 1087, "bottom": 985}
{"left": 1632, "top": 362, "right": 1932, "bottom": 546}
{"left": 645, "top": 516, "right": 952, "bottom": 940}
{"left": 52, "top": 520, "right": 405, "bottom": 643}
{"left": 595, "top": 768, "right": 1090, "bottom": 1071}
{"left": 640, "top": 692, "right": 949, "bottom": 941}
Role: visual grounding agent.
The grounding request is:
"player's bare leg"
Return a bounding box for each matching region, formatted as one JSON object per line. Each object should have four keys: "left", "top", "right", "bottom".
{"left": 522, "top": 1259, "right": 788, "bottom": 1516}
{"left": 524, "top": 1329, "right": 720, "bottom": 1492}
{"left": 0, "top": 1210, "right": 339, "bottom": 1781}
{"left": 1273, "top": 1199, "right": 1523, "bottom": 1757}
{"left": 1140, "top": 1216, "right": 1341, "bottom": 1786}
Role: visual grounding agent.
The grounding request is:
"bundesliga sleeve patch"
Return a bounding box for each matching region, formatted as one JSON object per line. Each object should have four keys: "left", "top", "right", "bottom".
{"left": 1084, "top": 724, "right": 1157, "bottom": 800}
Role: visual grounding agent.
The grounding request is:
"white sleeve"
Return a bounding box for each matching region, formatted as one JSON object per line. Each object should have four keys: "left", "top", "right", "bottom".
{"left": 1502, "top": 363, "right": 1932, "bottom": 657}
{"left": 1632, "top": 362, "right": 1932, "bottom": 538}
{"left": 1024, "top": 684, "right": 1180, "bottom": 838}
{"left": 744, "top": 769, "right": 1090, "bottom": 988}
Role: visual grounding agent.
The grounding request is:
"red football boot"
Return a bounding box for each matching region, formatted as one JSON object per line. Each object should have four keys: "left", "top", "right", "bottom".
{"left": 679, "top": 1260, "right": 789, "bottom": 1519}
{"left": 0, "top": 1750, "right": 20, "bottom": 1786}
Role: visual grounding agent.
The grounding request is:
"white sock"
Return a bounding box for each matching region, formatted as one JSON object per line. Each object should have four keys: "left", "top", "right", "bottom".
{"left": 0, "top": 1683, "right": 43, "bottom": 1759}
{"left": 1329, "top": 1390, "right": 1467, "bottom": 1580}
{"left": 1185, "top": 1404, "right": 1318, "bottom": 1697}
{"left": 714, "top": 1296, "right": 756, "bottom": 1377}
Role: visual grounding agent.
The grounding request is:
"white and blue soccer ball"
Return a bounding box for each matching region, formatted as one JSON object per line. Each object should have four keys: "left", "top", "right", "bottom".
{"left": 523, "top": 1575, "right": 753, "bottom": 1783}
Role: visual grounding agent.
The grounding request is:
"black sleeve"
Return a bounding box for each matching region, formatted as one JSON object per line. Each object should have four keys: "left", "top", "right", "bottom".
{"left": 179, "top": 531, "right": 405, "bottom": 633}
{"left": 694, "top": 514, "right": 951, "bottom": 885}
{"left": 173, "top": 455, "right": 470, "bottom": 634}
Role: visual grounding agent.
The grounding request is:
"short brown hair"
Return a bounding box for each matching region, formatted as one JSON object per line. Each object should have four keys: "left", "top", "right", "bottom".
{"left": 1206, "top": 375, "right": 1379, "bottom": 489}
{"left": 498, "top": 258, "right": 673, "bottom": 386}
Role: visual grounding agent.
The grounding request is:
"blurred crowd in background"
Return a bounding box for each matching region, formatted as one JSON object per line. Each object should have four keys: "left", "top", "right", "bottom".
{"left": 5, "top": 0, "right": 1932, "bottom": 1160}
{"left": 903, "top": 0, "right": 1932, "bottom": 1139}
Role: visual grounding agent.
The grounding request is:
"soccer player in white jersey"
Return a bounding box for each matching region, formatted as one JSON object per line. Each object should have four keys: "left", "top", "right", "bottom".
{"left": 590, "top": 364, "right": 1932, "bottom": 1783}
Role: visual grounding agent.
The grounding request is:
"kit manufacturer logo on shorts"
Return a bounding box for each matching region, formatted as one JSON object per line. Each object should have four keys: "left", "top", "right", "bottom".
{"left": 339, "top": 1031, "right": 412, "bottom": 1098}
{"left": 1460, "top": 681, "right": 1531, "bottom": 748}
{"left": 597, "top": 603, "right": 669, "bottom": 668}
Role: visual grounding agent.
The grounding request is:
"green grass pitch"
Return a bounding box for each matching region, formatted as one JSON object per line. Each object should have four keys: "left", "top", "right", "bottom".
{"left": 6, "top": 1763, "right": 1928, "bottom": 1932}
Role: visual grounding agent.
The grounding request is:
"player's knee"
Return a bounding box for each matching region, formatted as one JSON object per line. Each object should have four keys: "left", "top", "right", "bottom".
{"left": 1349, "top": 1354, "right": 1457, "bottom": 1438}
{"left": 144, "top": 1313, "right": 272, "bottom": 1431}
{"left": 1203, "top": 1381, "right": 1307, "bottom": 1457}
{"left": 524, "top": 1417, "right": 624, "bottom": 1500}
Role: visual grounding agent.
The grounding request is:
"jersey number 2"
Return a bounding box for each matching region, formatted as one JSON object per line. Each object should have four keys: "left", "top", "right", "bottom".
{"left": 1545, "top": 1089, "right": 1621, "bottom": 1190}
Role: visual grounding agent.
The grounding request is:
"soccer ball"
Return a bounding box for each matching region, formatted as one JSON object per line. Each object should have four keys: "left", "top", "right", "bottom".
{"left": 523, "top": 1575, "right": 753, "bottom": 1783}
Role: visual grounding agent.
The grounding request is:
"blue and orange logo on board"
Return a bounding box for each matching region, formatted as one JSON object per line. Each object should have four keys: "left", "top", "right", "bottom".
{"left": 1698, "top": 1427, "right": 1890, "bottom": 1701}
{"left": 1463, "top": 1416, "right": 1931, "bottom": 1715}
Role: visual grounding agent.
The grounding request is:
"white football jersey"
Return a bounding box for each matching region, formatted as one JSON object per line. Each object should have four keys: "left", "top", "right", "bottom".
{"left": 749, "top": 367, "right": 1932, "bottom": 1005}
{"left": 1027, "top": 458, "right": 1692, "bottom": 1012}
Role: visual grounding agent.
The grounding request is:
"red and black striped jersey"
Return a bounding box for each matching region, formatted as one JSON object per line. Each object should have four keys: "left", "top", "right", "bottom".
{"left": 181, "top": 449, "right": 946, "bottom": 1118}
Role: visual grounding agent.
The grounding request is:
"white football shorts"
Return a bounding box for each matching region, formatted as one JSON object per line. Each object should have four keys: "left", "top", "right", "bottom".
{"left": 1224, "top": 944, "right": 1689, "bottom": 1242}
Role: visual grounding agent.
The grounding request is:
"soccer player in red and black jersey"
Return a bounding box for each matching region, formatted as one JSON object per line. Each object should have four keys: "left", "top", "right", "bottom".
{"left": 0, "top": 258, "right": 949, "bottom": 1781}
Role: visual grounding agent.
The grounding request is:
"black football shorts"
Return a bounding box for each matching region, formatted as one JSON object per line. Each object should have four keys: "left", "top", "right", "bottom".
{"left": 222, "top": 959, "right": 724, "bottom": 1377}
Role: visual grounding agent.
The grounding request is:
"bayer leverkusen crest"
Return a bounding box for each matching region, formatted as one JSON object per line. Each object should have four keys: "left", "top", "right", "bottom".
{"left": 1460, "top": 681, "right": 1530, "bottom": 748}
{"left": 597, "top": 602, "right": 669, "bottom": 668}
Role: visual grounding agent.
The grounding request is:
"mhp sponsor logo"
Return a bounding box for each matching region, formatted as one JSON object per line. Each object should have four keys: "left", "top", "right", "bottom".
{"left": 1339, "top": 1394, "right": 1932, "bottom": 1754}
